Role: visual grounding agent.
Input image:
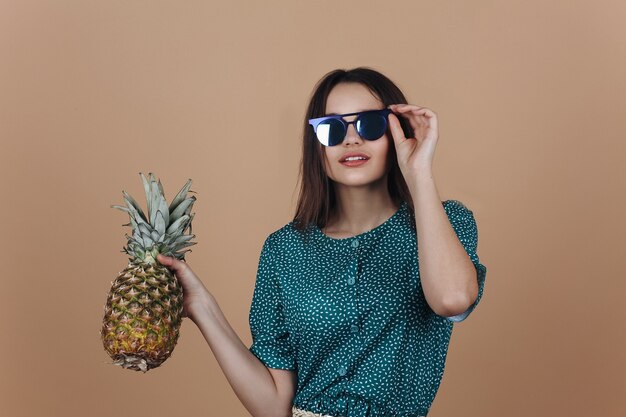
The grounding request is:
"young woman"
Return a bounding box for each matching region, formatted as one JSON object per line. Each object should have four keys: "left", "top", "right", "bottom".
{"left": 157, "top": 67, "right": 487, "bottom": 417}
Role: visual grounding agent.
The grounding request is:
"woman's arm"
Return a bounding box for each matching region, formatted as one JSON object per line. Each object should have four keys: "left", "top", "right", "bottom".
{"left": 408, "top": 174, "right": 479, "bottom": 317}
{"left": 387, "top": 105, "right": 478, "bottom": 318}
{"left": 191, "top": 292, "right": 296, "bottom": 417}
{"left": 156, "top": 254, "right": 296, "bottom": 417}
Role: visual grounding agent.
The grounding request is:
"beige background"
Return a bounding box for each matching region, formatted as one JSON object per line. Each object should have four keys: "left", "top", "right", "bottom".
{"left": 1, "top": 0, "right": 625, "bottom": 416}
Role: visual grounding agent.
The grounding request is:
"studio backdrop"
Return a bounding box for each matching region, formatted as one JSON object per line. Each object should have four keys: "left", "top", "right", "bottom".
{"left": 0, "top": 1, "right": 624, "bottom": 416}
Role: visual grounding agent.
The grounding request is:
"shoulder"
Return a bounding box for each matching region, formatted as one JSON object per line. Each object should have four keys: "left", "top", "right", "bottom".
{"left": 441, "top": 199, "right": 479, "bottom": 246}
{"left": 442, "top": 199, "right": 477, "bottom": 225}
{"left": 442, "top": 199, "right": 473, "bottom": 214}
{"left": 261, "top": 220, "right": 312, "bottom": 254}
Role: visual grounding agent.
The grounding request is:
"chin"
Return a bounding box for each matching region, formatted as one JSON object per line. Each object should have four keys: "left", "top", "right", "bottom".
{"left": 330, "top": 173, "right": 387, "bottom": 187}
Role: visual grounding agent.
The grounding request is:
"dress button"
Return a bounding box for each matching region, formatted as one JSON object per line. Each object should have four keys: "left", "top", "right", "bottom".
{"left": 351, "top": 238, "right": 359, "bottom": 248}
{"left": 338, "top": 366, "right": 347, "bottom": 376}
{"left": 351, "top": 324, "right": 359, "bottom": 333}
{"left": 347, "top": 277, "right": 355, "bottom": 285}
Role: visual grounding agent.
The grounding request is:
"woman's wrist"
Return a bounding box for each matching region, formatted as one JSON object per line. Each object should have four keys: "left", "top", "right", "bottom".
{"left": 187, "top": 290, "right": 215, "bottom": 324}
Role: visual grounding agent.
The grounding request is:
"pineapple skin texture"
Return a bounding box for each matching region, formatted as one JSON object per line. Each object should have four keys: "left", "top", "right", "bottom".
{"left": 101, "top": 261, "right": 183, "bottom": 372}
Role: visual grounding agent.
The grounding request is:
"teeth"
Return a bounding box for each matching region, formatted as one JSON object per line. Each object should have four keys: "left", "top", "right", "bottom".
{"left": 344, "top": 156, "right": 367, "bottom": 161}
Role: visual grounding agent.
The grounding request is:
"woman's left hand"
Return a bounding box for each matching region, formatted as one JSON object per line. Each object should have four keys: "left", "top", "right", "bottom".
{"left": 387, "top": 104, "right": 438, "bottom": 180}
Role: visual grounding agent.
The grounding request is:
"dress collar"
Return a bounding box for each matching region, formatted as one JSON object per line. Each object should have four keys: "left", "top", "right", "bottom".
{"left": 311, "top": 200, "right": 409, "bottom": 252}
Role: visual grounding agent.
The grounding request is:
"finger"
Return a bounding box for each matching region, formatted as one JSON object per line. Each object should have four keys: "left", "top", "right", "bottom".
{"left": 156, "top": 253, "right": 172, "bottom": 265}
{"left": 391, "top": 103, "right": 422, "bottom": 111}
{"left": 392, "top": 104, "right": 434, "bottom": 117}
{"left": 409, "top": 108, "right": 436, "bottom": 120}
{"left": 157, "top": 254, "right": 189, "bottom": 273}
{"left": 391, "top": 107, "right": 425, "bottom": 132}
{"left": 392, "top": 106, "right": 437, "bottom": 133}
{"left": 387, "top": 113, "right": 407, "bottom": 146}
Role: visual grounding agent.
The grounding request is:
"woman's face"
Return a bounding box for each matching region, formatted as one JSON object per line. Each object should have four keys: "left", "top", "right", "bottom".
{"left": 322, "top": 82, "right": 392, "bottom": 188}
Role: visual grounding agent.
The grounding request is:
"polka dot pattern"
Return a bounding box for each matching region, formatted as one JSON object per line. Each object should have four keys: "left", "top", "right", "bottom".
{"left": 248, "top": 200, "right": 487, "bottom": 417}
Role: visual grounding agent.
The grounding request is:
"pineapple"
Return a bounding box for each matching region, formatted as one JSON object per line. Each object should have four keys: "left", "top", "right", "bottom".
{"left": 101, "top": 172, "right": 197, "bottom": 372}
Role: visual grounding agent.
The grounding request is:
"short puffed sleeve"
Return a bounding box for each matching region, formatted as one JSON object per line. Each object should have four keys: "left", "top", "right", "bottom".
{"left": 441, "top": 200, "right": 487, "bottom": 323}
{"left": 248, "top": 234, "right": 297, "bottom": 370}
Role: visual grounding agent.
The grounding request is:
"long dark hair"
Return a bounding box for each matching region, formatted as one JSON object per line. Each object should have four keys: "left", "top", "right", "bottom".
{"left": 292, "top": 67, "right": 416, "bottom": 232}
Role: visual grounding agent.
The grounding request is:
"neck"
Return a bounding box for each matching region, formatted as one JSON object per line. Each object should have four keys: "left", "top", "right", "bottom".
{"left": 325, "top": 182, "right": 399, "bottom": 236}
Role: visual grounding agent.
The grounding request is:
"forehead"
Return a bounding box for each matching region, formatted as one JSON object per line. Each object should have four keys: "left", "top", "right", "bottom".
{"left": 325, "top": 82, "right": 383, "bottom": 116}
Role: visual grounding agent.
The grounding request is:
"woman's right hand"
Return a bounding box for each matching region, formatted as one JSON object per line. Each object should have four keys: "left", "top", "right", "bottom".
{"left": 156, "top": 253, "right": 211, "bottom": 321}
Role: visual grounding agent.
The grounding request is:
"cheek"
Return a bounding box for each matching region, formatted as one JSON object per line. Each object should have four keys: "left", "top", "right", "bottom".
{"left": 322, "top": 150, "right": 335, "bottom": 175}
{"left": 381, "top": 136, "right": 394, "bottom": 167}
{"left": 324, "top": 147, "right": 341, "bottom": 162}
{"left": 379, "top": 136, "right": 391, "bottom": 157}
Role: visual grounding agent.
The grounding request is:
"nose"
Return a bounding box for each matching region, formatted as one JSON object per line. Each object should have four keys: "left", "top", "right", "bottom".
{"left": 342, "top": 120, "right": 363, "bottom": 145}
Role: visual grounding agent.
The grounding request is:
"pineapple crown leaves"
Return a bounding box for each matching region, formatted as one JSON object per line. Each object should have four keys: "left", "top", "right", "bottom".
{"left": 111, "top": 172, "right": 197, "bottom": 263}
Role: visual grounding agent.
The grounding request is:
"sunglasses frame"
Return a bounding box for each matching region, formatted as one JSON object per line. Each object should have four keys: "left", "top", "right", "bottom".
{"left": 308, "top": 108, "right": 392, "bottom": 147}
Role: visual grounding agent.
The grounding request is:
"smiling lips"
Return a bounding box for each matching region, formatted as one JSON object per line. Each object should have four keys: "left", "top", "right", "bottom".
{"left": 339, "top": 152, "right": 370, "bottom": 167}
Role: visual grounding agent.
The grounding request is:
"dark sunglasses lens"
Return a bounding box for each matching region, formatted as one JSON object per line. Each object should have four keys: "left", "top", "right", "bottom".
{"left": 316, "top": 118, "right": 346, "bottom": 146}
{"left": 356, "top": 112, "right": 387, "bottom": 140}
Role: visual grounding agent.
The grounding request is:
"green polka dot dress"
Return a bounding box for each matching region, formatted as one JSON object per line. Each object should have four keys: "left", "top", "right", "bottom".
{"left": 248, "top": 199, "right": 487, "bottom": 417}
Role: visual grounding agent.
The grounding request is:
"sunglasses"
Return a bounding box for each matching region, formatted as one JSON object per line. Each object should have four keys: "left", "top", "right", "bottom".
{"left": 308, "top": 108, "right": 392, "bottom": 147}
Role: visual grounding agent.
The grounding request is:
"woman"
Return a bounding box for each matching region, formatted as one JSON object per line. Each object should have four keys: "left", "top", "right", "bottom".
{"left": 157, "top": 67, "right": 487, "bottom": 417}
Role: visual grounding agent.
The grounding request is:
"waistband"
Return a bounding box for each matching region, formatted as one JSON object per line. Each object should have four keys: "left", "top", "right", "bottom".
{"left": 292, "top": 404, "right": 427, "bottom": 417}
{"left": 292, "top": 405, "right": 337, "bottom": 417}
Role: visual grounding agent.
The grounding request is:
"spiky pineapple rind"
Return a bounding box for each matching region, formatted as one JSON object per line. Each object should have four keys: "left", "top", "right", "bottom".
{"left": 102, "top": 256, "right": 183, "bottom": 371}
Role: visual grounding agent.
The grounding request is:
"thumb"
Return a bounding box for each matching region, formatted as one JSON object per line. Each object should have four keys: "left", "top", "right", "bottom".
{"left": 156, "top": 253, "right": 174, "bottom": 266}
{"left": 387, "top": 112, "right": 407, "bottom": 148}
{"left": 156, "top": 253, "right": 190, "bottom": 276}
